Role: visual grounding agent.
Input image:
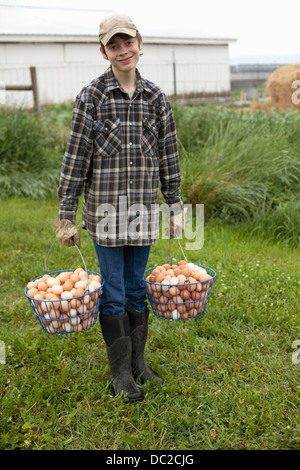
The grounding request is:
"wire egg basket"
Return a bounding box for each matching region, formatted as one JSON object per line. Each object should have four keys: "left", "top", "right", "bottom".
{"left": 24, "top": 241, "right": 104, "bottom": 336}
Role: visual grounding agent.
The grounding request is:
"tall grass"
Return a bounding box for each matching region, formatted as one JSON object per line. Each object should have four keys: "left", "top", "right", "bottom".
{"left": 0, "top": 108, "right": 63, "bottom": 198}
{"left": 173, "top": 104, "right": 300, "bottom": 246}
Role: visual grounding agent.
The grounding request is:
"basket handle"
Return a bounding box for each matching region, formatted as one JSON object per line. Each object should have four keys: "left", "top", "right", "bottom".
{"left": 168, "top": 238, "right": 190, "bottom": 279}
{"left": 43, "top": 239, "right": 90, "bottom": 290}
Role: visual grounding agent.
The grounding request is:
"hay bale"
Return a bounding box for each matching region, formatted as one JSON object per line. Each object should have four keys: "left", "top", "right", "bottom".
{"left": 252, "top": 64, "right": 300, "bottom": 111}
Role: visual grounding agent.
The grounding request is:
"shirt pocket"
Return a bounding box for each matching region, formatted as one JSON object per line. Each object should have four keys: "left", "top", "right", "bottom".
{"left": 141, "top": 118, "right": 158, "bottom": 157}
{"left": 93, "top": 118, "right": 121, "bottom": 156}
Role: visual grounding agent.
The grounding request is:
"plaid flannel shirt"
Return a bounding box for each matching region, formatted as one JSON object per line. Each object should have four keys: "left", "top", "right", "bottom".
{"left": 58, "top": 66, "right": 182, "bottom": 246}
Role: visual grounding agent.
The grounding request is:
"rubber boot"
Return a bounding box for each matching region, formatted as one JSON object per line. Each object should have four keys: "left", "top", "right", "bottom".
{"left": 126, "top": 307, "right": 163, "bottom": 385}
{"left": 100, "top": 313, "right": 143, "bottom": 402}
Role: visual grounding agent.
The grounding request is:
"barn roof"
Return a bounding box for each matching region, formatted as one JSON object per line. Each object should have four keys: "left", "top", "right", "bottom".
{"left": 0, "top": 4, "right": 236, "bottom": 45}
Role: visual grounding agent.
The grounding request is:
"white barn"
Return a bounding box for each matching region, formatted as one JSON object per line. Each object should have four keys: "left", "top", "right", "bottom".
{"left": 0, "top": 5, "right": 236, "bottom": 108}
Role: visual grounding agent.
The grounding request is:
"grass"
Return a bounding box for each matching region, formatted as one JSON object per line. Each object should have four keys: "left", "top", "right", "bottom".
{"left": 172, "top": 103, "right": 300, "bottom": 247}
{"left": 0, "top": 197, "right": 299, "bottom": 450}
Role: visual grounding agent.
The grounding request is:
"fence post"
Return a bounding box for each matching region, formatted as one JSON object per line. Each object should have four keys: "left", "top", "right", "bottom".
{"left": 172, "top": 48, "right": 177, "bottom": 99}
{"left": 30, "top": 64, "right": 39, "bottom": 113}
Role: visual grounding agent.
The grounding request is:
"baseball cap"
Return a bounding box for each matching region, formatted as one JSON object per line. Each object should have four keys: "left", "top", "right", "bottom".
{"left": 99, "top": 14, "right": 138, "bottom": 46}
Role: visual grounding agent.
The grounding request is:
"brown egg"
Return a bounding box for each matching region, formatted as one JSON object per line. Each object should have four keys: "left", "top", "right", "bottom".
{"left": 181, "top": 289, "right": 192, "bottom": 301}
{"left": 155, "top": 273, "right": 164, "bottom": 284}
{"left": 63, "top": 280, "right": 74, "bottom": 291}
{"left": 46, "top": 323, "right": 57, "bottom": 334}
{"left": 60, "top": 300, "right": 70, "bottom": 313}
{"left": 158, "top": 303, "right": 168, "bottom": 314}
{"left": 192, "top": 271, "right": 201, "bottom": 281}
{"left": 74, "top": 288, "right": 85, "bottom": 298}
{"left": 52, "top": 284, "right": 64, "bottom": 296}
{"left": 75, "top": 268, "right": 84, "bottom": 275}
{"left": 78, "top": 270, "right": 88, "bottom": 280}
{"left": 151, "top": 268, "right": 161, "bottom": 276}
{"left": 157, "top": 266, "right": 165, "bottom": 272}
{"left": 163, "top": 263, "right": 171, "bottom": 270}
{"left": 169, "top": 286, "right": 177, "bottom": 297}
{"left": 40, "top": 274, "right": 50, "bottom": 283}
{"left": 59, "top": 311, "right": 70, "bottom": 322}
{"left": 70, "top": 273, "right": 80, "bottom": 283}
{"left": 77, "top": 303, "right": 87, "bottom": 314}
{"left": 50, "top": 294, "right": 60, "bottom": 302}
{"left": 69, "top": 298, "right": 79, "bottom": 310}
{"left": 186, "top": 277, "right": 197, "bottom": 292}
{"left": 34, "top": 293, "right": 44, "bottom": 301}
{"left": 172, "top": 294, "right": 183, "bottom": 304}
{"left": 73, "top": 322, "right": 83, "bottom": 333}
{"left": 195, "top": 282, "right": 203, "bottom": 293}
{"left": 69, "top": 310, "right": 78, "bottom": 321}
{"left": 198, "top": 272, "right": 212, "bottom": 282}
{"left": 34, "top": 300, "right": 44, "bottom": 316}
{"left": 27, "top": 280, "right": 38, "bottom": 290}
{"left": 41, "top": 301, "right": 51, "bottom": 313}
{"left": 194, "top": 300, "right": 205, "bottom": 312}
{"left": 57, "top": 272, "right": 70, "bottom": 283}
{"left": 191, "top": 290, "right": 201, "bottom": 300}
{"left": 173, "top": 267, "right": 181, "bottom": 276}
{"left": 165, "top": 310, "right": 172, "bottom": 319}
{"left": 27, "top": 287, "right": 39, "bottom": 298}
{"left": 75, "top": 280, "right": 88, "bottom": 290}
{"left": 177, "top": 304, "right": 187, "bottom": 314}
{"left": 166, "top": 269, "right": 175, "bottom": 277}
{"left": 37, "top": 281, "right": 47, "bottom": 292}
{"left": 151, "top": 290, "right": 160, "bottom": 301}
{"left": 190, "top": 308, "right": 198, "bottom": 318}
{"left": 178, "top": 260, "right": 187, "bottom": 266}
{"left": 180, "top": 267, "right": 189, "bottom": 277}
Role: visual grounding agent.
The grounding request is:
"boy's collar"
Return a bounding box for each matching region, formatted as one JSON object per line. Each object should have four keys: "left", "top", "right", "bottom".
{"left": 104, "top": 66, "right": 152, "bottom": 94}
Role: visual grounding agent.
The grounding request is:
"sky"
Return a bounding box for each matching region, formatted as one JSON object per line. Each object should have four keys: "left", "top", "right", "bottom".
{"left": 1, "top": 0, "right": 300, "bottom": 63}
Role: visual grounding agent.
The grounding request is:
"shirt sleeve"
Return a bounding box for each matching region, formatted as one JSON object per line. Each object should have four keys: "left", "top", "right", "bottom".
{"left": 158, "top": 98, "right": 183, "bottom": 207}
{"left": 57, "top": 96, "right": 94, "bottom": 223}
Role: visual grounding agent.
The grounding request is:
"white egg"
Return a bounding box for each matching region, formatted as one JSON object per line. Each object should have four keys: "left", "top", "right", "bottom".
{"left": 62, "top": 321, "right": 72, "bottom": 333}
{"left": 171, "top": 310, "right": 180, "bottom": 320}
{"left": 161, "top": 280, "right": 170, "bottom": 292}
{"left": 61, "top": 291, "right": 73, "bottom": 300}
{"left": 169, "top": 277, "right": 178, "bottom": 286}
{"left": 46, "top": 277, "right": 61, "bottom": 288}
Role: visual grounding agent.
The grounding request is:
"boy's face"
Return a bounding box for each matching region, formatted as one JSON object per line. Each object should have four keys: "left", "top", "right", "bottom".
{"left": 100, "top": 35, "right": 142, "bottom": 75}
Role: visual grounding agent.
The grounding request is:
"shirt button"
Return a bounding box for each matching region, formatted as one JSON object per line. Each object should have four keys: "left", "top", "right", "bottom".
{"left": 130, "top": 180, "right": 133, "bottom": 185}
{"left": 130, "top": 161, "right": 133, "bottom": 165}
{"left": 129, "top": 122, "right": 132, "bottom": 126}
{"left": 129, "top": 142, "right": 133, "bottom": 146}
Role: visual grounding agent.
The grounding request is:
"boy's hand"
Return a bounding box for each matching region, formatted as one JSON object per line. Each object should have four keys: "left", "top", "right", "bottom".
{"left": 52, "top": 219, "right": 81, "bottom": 248}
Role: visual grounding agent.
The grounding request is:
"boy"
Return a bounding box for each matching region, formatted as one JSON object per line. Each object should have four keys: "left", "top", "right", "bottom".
{"left": 53, "top": 14, "right": 184, "bottom": 401}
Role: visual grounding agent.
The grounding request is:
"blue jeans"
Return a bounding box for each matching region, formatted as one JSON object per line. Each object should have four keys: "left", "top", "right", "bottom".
{"left": 93, "top": 243, "right": 151, "bottom": 317}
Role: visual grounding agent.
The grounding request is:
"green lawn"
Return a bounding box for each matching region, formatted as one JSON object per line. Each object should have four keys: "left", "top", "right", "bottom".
{"left": 0, "top": 197, "right": 299, "bottom": 450}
